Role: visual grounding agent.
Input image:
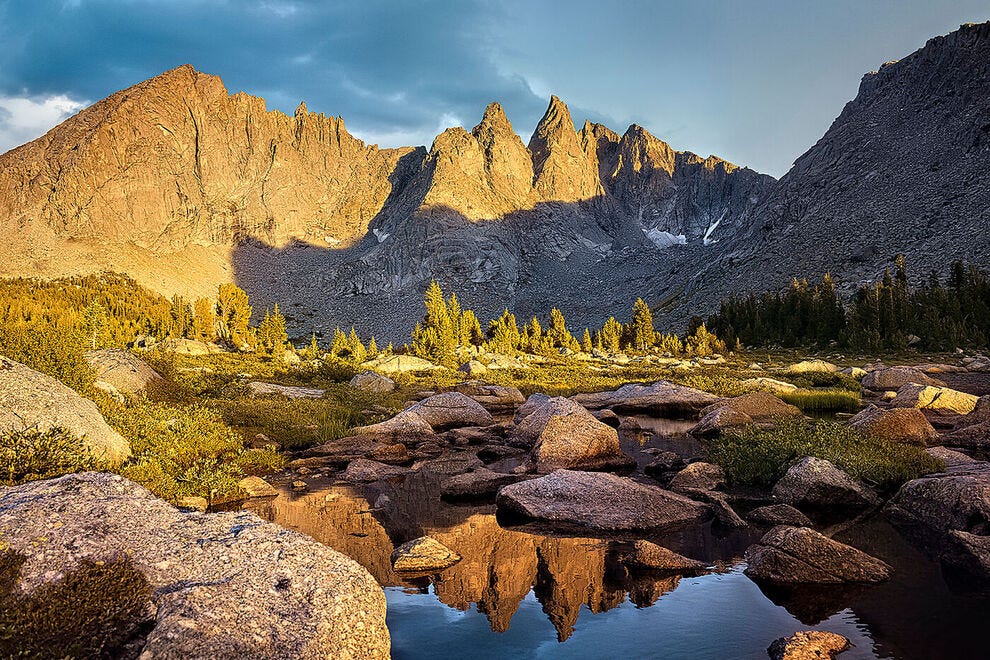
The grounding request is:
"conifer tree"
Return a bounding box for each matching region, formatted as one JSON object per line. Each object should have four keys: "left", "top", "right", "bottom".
{"left": 329, "top": 327, "right": 349, "bottom": 358}
{"left": 348, "top": 327, "right": 367, "bottom": 364}
{"left": 169, "top": 295, "right": 192, "bottom": 338}
{"left": 630, "top": 298, "right": 655, "bottom": 352}
{"left": 192, "top": 298, "right": 216, "bottom": 342}
{"left": 600, "top": 317, "right": 622, "bottom": 352}
{"left": 367, "top": 336, "right": 379, "bottom": 358}
{"left": 488, "top": 309, "right": 521, "bottom": 354}
{"left": 581, "top": 328, "right": 593, "bottom": 353}
{"left": 257, "top": 304, "right": 288, "bottom": 357}
{"left": 412, "top": 280, "right": 456, "bottom": 361}
{"left": 80, "top": 300, "right": 110, "bottom": 350}
{"left": 216, "top": 283, "right": 252, "bottom": 347}
{"left": 460, "top": 310, "right": 484, "bottom": 346}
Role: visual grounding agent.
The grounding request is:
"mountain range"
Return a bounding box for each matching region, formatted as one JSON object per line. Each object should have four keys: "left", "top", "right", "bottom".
{"left": 1, "top": 21, "right": 988, "bottom": 341}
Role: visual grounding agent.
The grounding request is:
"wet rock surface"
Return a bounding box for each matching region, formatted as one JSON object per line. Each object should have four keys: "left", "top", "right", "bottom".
{"left": 772, "top": 457, "right": 881, "bottom": 514}
{"left": 745, "top": 526, "right": 891, "bottom": 584}
{"left": 767, "top": 631, "right": 850, "bottom": 660}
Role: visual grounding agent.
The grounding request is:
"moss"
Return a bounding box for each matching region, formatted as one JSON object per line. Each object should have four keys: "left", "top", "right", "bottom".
{"left": 0, "top": 427, "right": 105, "bottom": 486}
{"left": 0, "top": 548, "right": 153, "bottom": 658}
{"left": 705, "top": 416, "right": 943, "bottom": 493}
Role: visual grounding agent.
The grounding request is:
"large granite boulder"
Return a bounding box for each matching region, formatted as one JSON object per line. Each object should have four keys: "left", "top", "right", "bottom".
{"left": 495, "top": 470, "right": 711, "bottom": 532}
{"left": 885, "top": 463, "right": 990, "bottom": 579}
{"left": 513, "top": 396, "right": 630, "bottom": 472}
{"left": 84, "top": 348, "right": 163, "bottom": 396}
{"left": 156, "top": 338, "right": 223, "bottom": 356}
{"left": 700, "top": 392, "right": 803, "bottom": 422}
{"left": 349, "top": 410, "right": 435, "bottom": 440}
{"left": 890, "top": 383, "right": 979, "bottom": 415}
{"left": 782, "top": 360, "right": 838, "bottom": 375}
{"left": 405, "top": 392, "right": 494, "bottom": 430}
{"left": 349, "top": 371, "right": 397, "bottom": 394}
{"left": 744, "top": 525, "right": 891, "bottom": 584}
{"left": 571, "top": 381, "right": 724, "bottom": 417}
{"left": 390, "top": 537, "right": 461, "bottom": 572}
{"left": 0, "top": 473, "right": 389, "bottom": 658}
{"left": 924, "top": 446, "right": 977, "bottom": 467}
{"left": 668, "top": 462, "right": 726, "bottom": 494}
{"left": 772, "top": 457, "right": 880, "bottom": 513}
{"left": 689, "top": 406, "right": 756, "bottom": 437}
{"left": 862, "top": 366, "right": 943, "bottom": 391}
{"left": 940, "top": 420, "right": 990, "bottom": 450}
{"left": 0, "top": 356, "right": 130, "bottom": 464}
{"left": 514, "top": 393, "right": 552, "bottom": 423}
{"left": 848, "top": 405, "right": 939, "bottom": 445}
{"left": 361, "top": 354, "right": 440, "bottom": 374}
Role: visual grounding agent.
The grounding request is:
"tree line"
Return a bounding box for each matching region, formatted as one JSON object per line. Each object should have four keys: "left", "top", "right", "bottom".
{"left": 706, "top": 257, "right": 990, "bottom": 351}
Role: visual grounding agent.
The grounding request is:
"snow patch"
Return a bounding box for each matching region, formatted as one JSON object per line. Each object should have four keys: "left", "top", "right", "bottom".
{"left": 703, "top": 211, "right": 728, "bottom": 246}
{"left": 644, "top": 228, "right": 687, "bottom": 248}
{"left": 373, "top": 228, "right": 390, "bottom": 243}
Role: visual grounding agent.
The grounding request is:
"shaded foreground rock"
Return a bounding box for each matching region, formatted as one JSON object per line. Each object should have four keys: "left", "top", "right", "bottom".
{"left": 514, "top": 397, "right": 630, "bottom": 472}
{"left": 767, "top": 631, "right": 850, "bottom": 660}
{"left": 747, "top": 504, "right": 813, "bottom": 528}
{"left": 0, "top": 473, "right": 389, "bottom": 658}
{"left": 848, "top": 405, "right": 939, "bottom": 445}
{"left": 885, "top": 462, "right": 990, "bottom": 579}
{"left": 572, "top": 381, "right": 724, "bottom": 416}
{"left": 772, "top": 457, "right": 880, "bottom": 513}
{"left": 341, "top": 458, "right": 412, "bottom": 482}
{"left": 496, "top": 470, "right": 711, "bottom": 532}
{"left": 440, "top": 468, "right": 522, "bottom": 500}
{"left": 0, "top": 355, "right": 130, "bottom": 464}
{"left": 390, "top": 537, "right": 461, "bottom": 572}
{"left": 625, "top": 540, "right": 707, "bottom": 571}
{"left": 744, "top": 526, "right": 891, "bottom": 584}
{"left": 668, "top": 462, "right": 726, "bottom": 493}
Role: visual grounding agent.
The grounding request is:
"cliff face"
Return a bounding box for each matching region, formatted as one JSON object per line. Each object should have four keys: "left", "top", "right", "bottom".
{"left": 2, "top": 21, "right": 988, "bottom": 338}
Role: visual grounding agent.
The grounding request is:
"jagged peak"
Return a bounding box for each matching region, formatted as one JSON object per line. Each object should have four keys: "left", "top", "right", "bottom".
{"left": 295, "top": 101, "right": 308, "bottom": 117}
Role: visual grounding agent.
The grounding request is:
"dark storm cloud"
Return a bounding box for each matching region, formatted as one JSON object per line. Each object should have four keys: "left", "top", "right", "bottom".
{"left": 0, "top": 0, "right": 574, "bottom": 147}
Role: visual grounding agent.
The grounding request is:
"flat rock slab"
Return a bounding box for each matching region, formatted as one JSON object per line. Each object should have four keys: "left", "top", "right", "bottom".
{"left": 572, "top": 381, "right": 724, "bottom": 416}
{"left": 0, "top": 473, "right": 389, "bottom": 658}
{"left": 247, "top": 381, "right": 325, "bottom": 399}
{"left": 862, "top": 366, "right": 944, "bottom": 391}
{"left": 744, "top": 525, "right": 891, "bottom": 584}
{"left": 405, "top": 391, "right": 494, "bottom": 430}
{"left": 0, "top": 355, "right": 130, "bottom": 464}
{"left": 496, "top": 470, "right": 711, "bottom": 532}
{"left": 890, "top": 383, "right": 979, "bottom": 415}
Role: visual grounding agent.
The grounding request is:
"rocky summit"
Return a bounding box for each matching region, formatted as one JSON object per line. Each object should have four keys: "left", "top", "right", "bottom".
{"left": 1, "top": 23, "right": 989, "bottom": 340}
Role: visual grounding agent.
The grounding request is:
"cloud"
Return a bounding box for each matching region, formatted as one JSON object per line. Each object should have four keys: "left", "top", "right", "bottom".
{"left": 0, "top": 94, "right": 87, "bottom": 154}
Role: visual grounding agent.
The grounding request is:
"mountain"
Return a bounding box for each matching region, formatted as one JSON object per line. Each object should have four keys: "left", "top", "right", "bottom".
{"left": 1, "top": 21, "right": 988, "bottom": 341}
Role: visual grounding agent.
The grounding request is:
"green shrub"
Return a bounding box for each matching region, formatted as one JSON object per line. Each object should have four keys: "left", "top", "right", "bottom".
{"left": 779, "top": 388, "right": 861, "bottom": 412}
{"left": 0, "top": 427, "right": 104, "bottom": 486}
{"left": 0, "top": 326, "right": 96, "bottom": 394}
{"left": 0, "top": 548, "right": 152, "bottom": 658}
{"left": 234, "top": 446, "right": 287, "bottom": 475}
{"left": 705, "top": 416, "right": 942, "bottom": 492}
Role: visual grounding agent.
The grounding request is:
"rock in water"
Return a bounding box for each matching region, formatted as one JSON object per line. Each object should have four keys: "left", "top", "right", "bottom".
{"left": 0, "top": 356, "right": 130, "bottom": 464}
{"left": 668, "top": 462, "right": 726, "bottom": 493}
{"left": 767, "top": 631, "right": 851, "bottom": 660}
{"left": 744, "top": 525, "right": 891, "bottom": 584}
{"left": 861, "top": 366, "right": 943, "bottom": 392}
{"left": 772, "top": 456, "right": 880, "bottom": 513}
{"left": 512, "top": 396, "right": 630, "bottom": 472}
{"left": 495, "top": 470, "right": 711, "bottom": 532}
{"left": 572, "top": 381, "right": 724, "bottom": 416}
{"left": 625, "top": 540, "right": 707, "bottom": 571}
{"left": 84, "top": 348, "right": 163, "bottom": 396}
{"left": 0, "top": 472, "right": 389, "bottom": 658}
{"left": 747, "top": 504, "right": 813, "bottom": 528}
{"left": 390, "top": 537, "right": 461, "bottom": 572}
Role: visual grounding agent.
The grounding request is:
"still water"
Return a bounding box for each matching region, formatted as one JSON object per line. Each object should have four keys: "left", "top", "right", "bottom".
{"left": 247, "top": 417, "right": 990, "bottom": 660}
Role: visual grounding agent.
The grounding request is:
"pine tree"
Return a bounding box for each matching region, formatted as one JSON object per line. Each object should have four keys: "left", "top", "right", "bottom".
{"left": 168, "top": 295, "right": 192, "bottom": 338}
{"left": 581, "top": 328, "right": 593, "bottom": 353}
{"left": 216, "top": 283, "right": 252, "bottom": 348}
{"left": 600, "top": 317, "right": 622, "bottom": 352}
{"left": 329, "top": 327, "right": 349, "bottom": 358}
{"left": 412, "top": 280, "right": 456, "bottom": 361}
{"left": 80, "top": 300, "right": 110, "bottom": 350}
{"left": 367, "top": 336, "right": 379, "bottom": 358}
{"left": 257, "top": 304, "right": 288, "bottom": 357}
{"left": 630, "top": 298, "right": 655, "bottom": 352}
{"left": 192, "top": 298, "right": 216, "bottom": 342}
{"left": 488, "top": 309, "right": 521, "bottom": 354}
{"left": 460, "top": 310, "right": 484, "bottom": 346}
{"left": 348, "top": 327, "right": 367, "bottom": 364}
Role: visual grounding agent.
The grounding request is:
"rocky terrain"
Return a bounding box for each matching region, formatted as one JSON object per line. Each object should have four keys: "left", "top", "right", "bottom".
{"left": 0, "top": 23, "right": 988, "bottom": 340}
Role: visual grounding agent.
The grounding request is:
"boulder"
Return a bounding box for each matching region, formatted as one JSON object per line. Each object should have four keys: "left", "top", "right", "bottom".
{"left": 84, "top": 348, "right": 163, "bottom": 396}
{"left": 689, "top": 407, "right": 755, "bottom": 437}
{"left": 668, "top": 462, "right": 726, "bottom": 493}
{"left": 700, "top": 392, "right": 803, "bottom": 422}
{"left": 440, "top": 468, "right": 521, "bottom": 500}
{"left": 156, "top": 338, "right": 222, "bottom": 356}
{"left": 861, "top": 365, "right": 944, "bottom": 391}
{"left": 571, "top": 381, "right": 724, "bottom": 417}
{"left": 390, "top": 537, "right": 461, "bottom": 572}
{"left": 924, "top": 446, "right": 976, "bottom": 467}
{"left": 767, "top": 631, "right": 850, "bottom": 660}
{"left": 739, "top": 378, "right": 799, "bottom": 395}
{"left": 0, "top": 356, "right": 130, "bottom": 464}
{"left": 350, "top": 410, "right": 435, "bottom": 440}
{"left": 348, "top": 371, "right": 397, "bottom": 394}
{"left": 451, "top": 381, "right": 525, "bottom": 410}
{"left": 885, "top": 463, "right": 990, "bottom": 578}
{"left": 625, "top": 540, "right": 707, "bottom": 571}
{"left": 744, "top": 525, "right": 891, "bottom": 584}
{"left": 782, "top": 360, "right": 838, "bottom": 374}
{"left": 513, "top": 397, "right": 630, "bottom": 473}
{"left": 361, "top": 354, "right": 440, "bottom": 374}
{"left": 889, "top": 383, "right": 979, "bottom": 414}
{"left": 247, "top": 382, "right": 325, "bottom": 399}
{"left": 237, "top": 475, "right": 278, "bottom": 498}
{"left": 495, "top": 470, "right": 711, "bottom": 532}
{"left": 457, "top": 360, "right": 488, "bottom": 377}
{"left": 747, "top": 504, "right": 813, "bottom": 528}
{"left": 405, "top": 392, "right": 494, "bottom": 430}
{"left": 644, "top": 451, "right": 687, "bottom": 479}
{"left": 413, "top": 451, "right": 484, "bottom": 477}
{"left": 0, "top": 473, "right": 389, "bottom": 658}
{"left": 301, "top": 435, "right": 388, "bottom": 464}
{"left": 772, "top": 457, "right": 880, "bottom": 512}
{"left": 341, "top": 458, "right": 411, "bottom": 482}
{"left": 367, "top": 443, "right": 411, "bottom": 465}
{"left": 840, "top": 366, "right": 868, "bottom": 380}
{"left": 940, "top": 420, "right": 990, "bottom": 450}
{"left": 514, "top": 393, "right": 552, "bottom": 423}
{"left": 848, "top": 405, "right": 939, "bottom": 445}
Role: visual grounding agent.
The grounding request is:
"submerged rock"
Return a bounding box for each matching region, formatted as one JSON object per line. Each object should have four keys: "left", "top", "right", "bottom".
{"left": 0, "top": 472, "right": 390, "bottom": 658}
{"left": 341, "top": 458, "right": 412, "bottom": 482}
{"left": 625, "top": 540, "right": 707, "bottom": 571}
{"left": 689, "top": 406, "right": 754, "bottom": 437}
{"left": 772, "top": 456, "right": 880, "bottom": 513}
{"left": 238, "top": 475, "right": 278, "bottom": 498}
{"left": 391, "top": 537, "right": 461, "bottom": 572}
{"left": 495, "top": 470, "right": 711, "bottom": 532}
{"left": 747, "top": 504, "right": 813, "bottom": 528}
{"left": 0, "top": 355, "right": 130, "bottom": 464}
{"left": 744, "top": 525, "right": 891, "bottom": 584}
{"left": 571, "top": 381, "right": 724, "bottom": 417}
{"left": 767, "top": 631, "right": 851, "bottom": 660}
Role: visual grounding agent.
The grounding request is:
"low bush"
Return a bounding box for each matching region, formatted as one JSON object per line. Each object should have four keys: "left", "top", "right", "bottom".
{"left": 705, "top": 416, "right": 942, "bottom": 492}
{"left": 0, "top": 427, "right": 104, "bottom": 486}
{"left": 0, "top": 326, "right": 96, "bottom": 394}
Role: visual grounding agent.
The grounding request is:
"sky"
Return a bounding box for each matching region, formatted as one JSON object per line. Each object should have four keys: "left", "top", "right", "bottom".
{"left": 1, "top": 0, "right": 988, "bottom": 176}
